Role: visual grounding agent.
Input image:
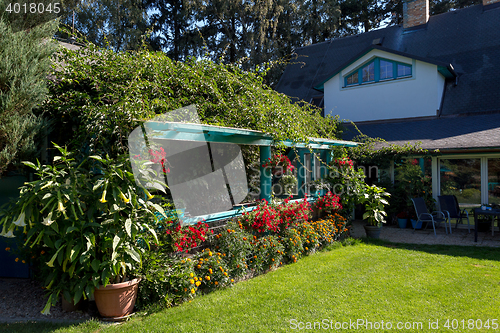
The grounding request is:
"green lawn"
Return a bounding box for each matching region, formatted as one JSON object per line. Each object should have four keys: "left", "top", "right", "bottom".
{"left": 2, "top": 239, "right": 500, "bottom": 333}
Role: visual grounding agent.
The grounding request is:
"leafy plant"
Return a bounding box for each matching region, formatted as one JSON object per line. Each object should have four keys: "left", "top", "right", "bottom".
{"left": 360, "top": 185, "right": 391, "bottom": 226}
{"left": 0, "top": 145, "right": 164, "bottom": 314}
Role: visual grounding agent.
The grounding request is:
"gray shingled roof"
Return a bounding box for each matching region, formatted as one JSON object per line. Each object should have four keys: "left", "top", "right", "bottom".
{"left": 343, "top": 113, "right": 500, "bottom": 150}
{"left": 275, "top": 3, "right": 500, "bottom": 116}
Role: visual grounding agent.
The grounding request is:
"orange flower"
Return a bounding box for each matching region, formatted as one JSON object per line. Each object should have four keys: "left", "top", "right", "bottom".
{"left": 5, "top": 247, "right": 10, "bottom": 251}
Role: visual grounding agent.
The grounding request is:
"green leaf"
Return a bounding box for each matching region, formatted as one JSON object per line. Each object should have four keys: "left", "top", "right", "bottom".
{"left": 22, "top": 161, "right": 37, "bottom": 170}
{"left": 70, "top": 244, "right": 81, "bottom": 262}
{"left": 125, "top": 218, "right": 131, "bottom": 237}
{"left": 91, "top": 259, "right": 100, "bottom": 272}
{"left": 125, "top": 248, "right": 141, "bottom": 263}
{"left": 46, "top": 246, "right": 64, "bottom": 267}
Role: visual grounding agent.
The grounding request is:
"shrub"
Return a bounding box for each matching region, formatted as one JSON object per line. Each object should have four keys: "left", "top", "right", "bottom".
{"left": 248, "top": 235, "right": 284, "bottom": 273}
{"left": 309, "top": 213, "right": 347, "bottom": 246}
{"left": 0, "top": 146, "right": 163, "bottom": 314}
{"left": 313, "top": 191, "right": 342, "bottom": 216}
{"left": 239, "top": 200, "right": 281, "bottom": 235}
{"left": 214, "top": 222, "right": 253, "bottom": 278}
{"left": 275, "top": 198, "right": 311, "bottom": 233}
{"left": 136, "top": 253, "right": 195, "bottom": 309}
{"left": 278, "top": 228, "right": 303, "bottom": 263}
{"left": 193, "top": 248, "right": 231, "bottom": 293}
{"left": 294, "top": 222, "right": 321, "bottom": 254}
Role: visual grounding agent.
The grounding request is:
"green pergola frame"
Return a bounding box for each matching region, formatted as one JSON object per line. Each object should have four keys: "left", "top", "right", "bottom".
{"left": 145, "top": 121, "right": 359, "bottom": 223}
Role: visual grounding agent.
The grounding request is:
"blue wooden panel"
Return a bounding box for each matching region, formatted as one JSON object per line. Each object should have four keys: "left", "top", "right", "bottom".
{"left": 0, "top": 175, "right": 30, "bottom": 278}
{"left": 0, "top": 238, "right": 30, "bottom": 278}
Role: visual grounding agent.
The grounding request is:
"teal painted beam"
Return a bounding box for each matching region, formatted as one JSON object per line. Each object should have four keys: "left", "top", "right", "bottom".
{"left": 259, "top": 145, "right": 272, "bottom": 202}
{"left": 297, "top": 149, "right": 306, "bottom": 198}
{"left": 144, "top": 122, "right": 359, "bottom": 148}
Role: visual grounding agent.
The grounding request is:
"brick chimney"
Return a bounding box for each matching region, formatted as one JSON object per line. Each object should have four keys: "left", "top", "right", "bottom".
{"left": 403, "top": 0, "right": 429, "bottom": 29}
{"left": 483, "top": 0, "right": 500, "bottom": 5}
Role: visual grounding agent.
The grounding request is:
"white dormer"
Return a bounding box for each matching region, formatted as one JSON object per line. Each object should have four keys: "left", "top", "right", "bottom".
{"left": 314, "top": 47, "right": 456, "bottom": 122}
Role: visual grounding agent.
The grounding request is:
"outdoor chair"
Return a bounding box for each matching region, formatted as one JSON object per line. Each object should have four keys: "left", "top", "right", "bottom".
{"left": 438, "top": 195, "right": 470, "bottom": 233}
{"left": 411, "top": 197, "right": 450, "bottom": 236}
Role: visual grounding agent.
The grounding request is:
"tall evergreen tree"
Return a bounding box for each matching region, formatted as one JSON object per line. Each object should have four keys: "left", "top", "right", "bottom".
{"left": 0, "top": 0, "right": 59, "bottom": 176}
{"left": 58, "top": 0, "right": 149, "bottom": 51}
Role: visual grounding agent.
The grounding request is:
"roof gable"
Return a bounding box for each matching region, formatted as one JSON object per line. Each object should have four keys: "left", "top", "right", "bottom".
{"left": 313, "top": 45, "right": 456, "bottom": 91}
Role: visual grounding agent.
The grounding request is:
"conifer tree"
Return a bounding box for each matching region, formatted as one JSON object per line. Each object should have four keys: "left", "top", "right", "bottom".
{"left": 0, "top": 1, "right": 58, "bottom": 176}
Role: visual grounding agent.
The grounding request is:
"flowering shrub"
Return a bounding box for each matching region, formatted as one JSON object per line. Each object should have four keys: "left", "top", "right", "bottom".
{"left": 160, "top": 220, "right": 212, "bottom": 253}
{"left": 309, "top": 213, "right": 347, "bottom": 246}
{"left": 136, "top": 254, "right": 196, "bottom": 309}
{"left": 275, "top": 198, "right": 311, "bottom": 232}
{"left": 314, "top": 191, "right": 342, "bottom": 215}
{"left": 239, "top": 200, "right": 281, "bottom": 235}
{"left": 248, "top": 235, "right": 284, "bottom": 273}
{"left": 193, "top": 249, "right": 231, "bottom": 292}
{"left": 294, "top": 223, "right": 321, "bottom": 254}
{"left": 278, "top": 228, "right": 304, "bottom": 263}
{"left": 214, "top": 222, "right": 252, "bottom": 278}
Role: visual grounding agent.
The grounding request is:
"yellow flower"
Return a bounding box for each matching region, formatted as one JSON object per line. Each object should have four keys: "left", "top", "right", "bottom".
{"left": 99, "top": 190, "right": 107, "bottom": 203}
{"left": 15, "top": 258, "right": 19, "bottom": 262}
{"left": 208, "top": 251, "right": 213, "bottom": 256}
{"left": 205, "top": 276, "right": 210, "bottom": 281}
{"left": 191, "top": 288, "right": 195, "bottom": 294}
{"left": 208, "top": 268, "right": 212, "bottom": 274}
{"left": 195, "top": 281, "right": 201, "bottom": 286}
{"left": 144, "top": 189, "right": 154, "bottom": 200}
{"left": 21, "top": 260, "right": 25, "bottom": 264}
{"left": 231, "top": 279, "right": 234, "bottom": 283}
{"left": 190, "top": 279, "right": 194, "bottom": 284}
{"left": 190, "top": 273, "right": 194, "bottom": 277}
{"left": 119, "top": 191, "right": 130, "bottom": 204}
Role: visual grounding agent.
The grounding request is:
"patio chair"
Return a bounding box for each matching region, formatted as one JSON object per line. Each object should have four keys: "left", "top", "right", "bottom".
{"left": 411, "top": 197, "right": 450, "bottom": 236}
{"left": 438, "top": 195, "right": 470, "bottom": 233}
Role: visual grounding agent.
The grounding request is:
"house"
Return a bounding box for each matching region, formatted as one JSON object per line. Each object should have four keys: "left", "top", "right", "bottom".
{"left": 275, "top": 0, "right": 500, "bottom": 208}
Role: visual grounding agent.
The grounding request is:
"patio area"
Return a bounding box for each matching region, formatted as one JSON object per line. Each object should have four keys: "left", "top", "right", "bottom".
{"left": 350, "top": 220, "right": 500, "bottom": 247}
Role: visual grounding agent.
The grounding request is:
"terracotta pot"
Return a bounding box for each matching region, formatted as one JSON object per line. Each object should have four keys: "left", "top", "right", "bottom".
{"left": 94, "top": 278, "right": 141, "bottom": 318}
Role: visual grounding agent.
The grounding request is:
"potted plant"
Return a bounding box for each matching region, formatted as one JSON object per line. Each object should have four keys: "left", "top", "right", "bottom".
{"left": 0, "top": 145, "right": 165, "bottom": 317}
{"left": 396, "top": 211, "right": 408, "bottom": 229}
{"left": 360, "top": 184, "right": 391, "bottom": 238}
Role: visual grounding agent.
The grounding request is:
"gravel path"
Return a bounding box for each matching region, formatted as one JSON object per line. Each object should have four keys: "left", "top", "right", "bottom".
{"left": 0, "top": 277, "right": 92, "bottom": 323}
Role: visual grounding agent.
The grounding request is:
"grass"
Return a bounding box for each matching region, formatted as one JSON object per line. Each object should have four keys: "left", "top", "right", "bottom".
{"left": 2, "top": 239, "right": 500, "bottom": 333}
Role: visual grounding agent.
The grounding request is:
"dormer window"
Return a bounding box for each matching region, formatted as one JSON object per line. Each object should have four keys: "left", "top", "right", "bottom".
{"left": 344, "top": 57, "right": 412, "bottom": 87}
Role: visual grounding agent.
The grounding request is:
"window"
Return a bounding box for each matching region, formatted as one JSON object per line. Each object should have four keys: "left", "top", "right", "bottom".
{"left": 362, "top": 62, "right": 375, "bottom": 82}
{"left": 380, "top": 60, "right": 393, "bottom": 80}
{"left": 344, "top": 57, "right": 412, "bottom": 87}
{"left": 346, "top": 72, "right": 358, "bottom": 85}
{"left": 397, "top": 63, "right": 412, "bottom": 77}
{"left": 440, "top": 158, "right": 481, "bottom": 206}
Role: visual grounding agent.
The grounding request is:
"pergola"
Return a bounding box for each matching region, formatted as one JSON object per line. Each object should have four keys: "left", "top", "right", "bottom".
{"left": 144, "top": 121, "right": 359, "bottom": 223}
